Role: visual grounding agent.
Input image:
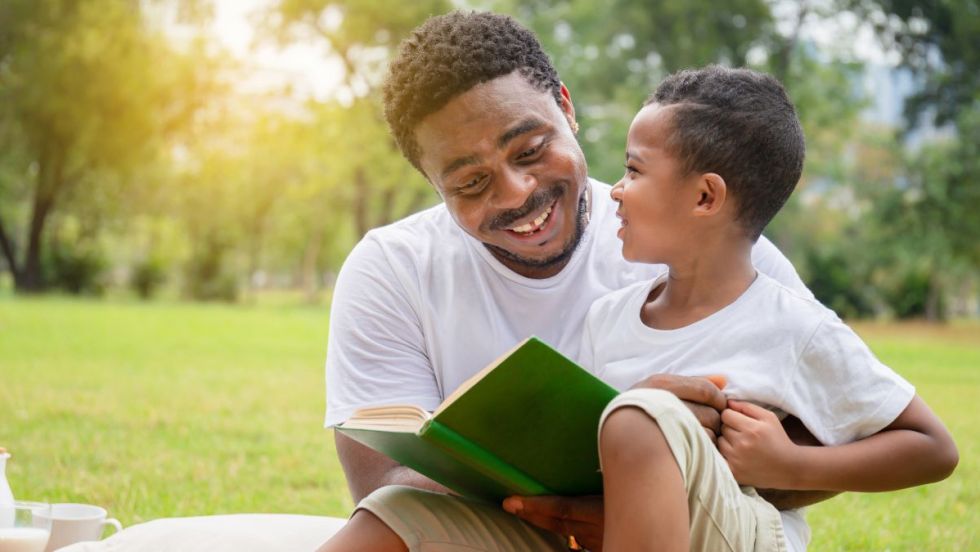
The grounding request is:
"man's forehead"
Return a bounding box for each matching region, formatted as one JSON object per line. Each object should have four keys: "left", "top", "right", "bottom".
{"left": 414, "top": 74, "right": 559, "bottom": 175}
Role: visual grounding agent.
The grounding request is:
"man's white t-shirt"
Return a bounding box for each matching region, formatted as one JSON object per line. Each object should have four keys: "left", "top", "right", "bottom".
{"left": 325, "top": 180, "right": 810, "bottom": 426}
{"left": 580, "top": 271, "right": 915, "bottom": 552}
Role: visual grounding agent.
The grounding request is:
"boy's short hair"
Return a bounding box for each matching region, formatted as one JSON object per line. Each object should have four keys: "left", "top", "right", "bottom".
{"left": 383, "top": 11, "right": 562, "bottom": 173}
{"left": 650, "top": 66, "right": 805, "bottom": 240}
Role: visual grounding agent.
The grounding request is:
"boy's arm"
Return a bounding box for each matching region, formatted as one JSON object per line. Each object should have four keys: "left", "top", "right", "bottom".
{"left": 720, "top": 395, "right": 958, "bottom": 492}
{"left": 756, "top": 415, "right": 840, "bottom": 509}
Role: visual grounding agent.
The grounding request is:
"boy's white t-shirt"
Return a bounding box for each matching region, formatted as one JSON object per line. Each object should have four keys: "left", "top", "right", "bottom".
{"left": 325, "top": 180, "right": 811, "bottom": 427}
{"left": 581, "top": 272, "right": 915, "bottom": 552}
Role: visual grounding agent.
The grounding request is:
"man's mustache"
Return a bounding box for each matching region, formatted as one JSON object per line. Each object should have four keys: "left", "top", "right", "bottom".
{"left": 489, "top": 185, "right": 564, "bottom": 230}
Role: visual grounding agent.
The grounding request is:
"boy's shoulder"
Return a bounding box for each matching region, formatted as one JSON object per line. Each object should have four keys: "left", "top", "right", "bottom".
{"left": 752, "top": 272, "right": 840, "bottom": 339}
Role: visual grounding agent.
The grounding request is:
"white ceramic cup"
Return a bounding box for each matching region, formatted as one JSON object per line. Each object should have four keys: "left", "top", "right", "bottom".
{"left": 34, "top": 504, "right": 121, "bottom": 552}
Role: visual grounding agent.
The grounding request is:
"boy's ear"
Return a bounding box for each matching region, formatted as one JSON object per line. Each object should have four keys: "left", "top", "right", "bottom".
{"left": 692, "top": 173, "right": 727, "bottom": 217}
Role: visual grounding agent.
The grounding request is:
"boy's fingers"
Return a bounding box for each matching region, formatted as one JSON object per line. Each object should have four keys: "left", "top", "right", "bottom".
{"left": 727, "top": 400, "right": 772, "bottom": 420}
{"left": 721, "top": 407, "right": 751, "bottom": 430}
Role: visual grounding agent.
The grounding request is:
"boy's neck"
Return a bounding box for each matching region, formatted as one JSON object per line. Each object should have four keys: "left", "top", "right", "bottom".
{"left": 641, "top": 237, "right": 757, "bottom": 331}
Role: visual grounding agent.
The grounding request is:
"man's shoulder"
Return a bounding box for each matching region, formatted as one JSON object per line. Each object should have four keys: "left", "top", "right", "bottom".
{"left": 365, "top": 202, "right": 455, "bottom": 243}
{"left": 347, "top": 203, "right": 462, "bottom": 269}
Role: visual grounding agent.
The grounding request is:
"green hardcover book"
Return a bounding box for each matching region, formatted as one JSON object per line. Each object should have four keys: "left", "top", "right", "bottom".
{"left": 336, "top": 336, "right": 619, "bottom": 503}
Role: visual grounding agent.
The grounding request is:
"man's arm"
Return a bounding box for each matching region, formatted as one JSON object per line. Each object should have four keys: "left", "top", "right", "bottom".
{"left": 335, "top": 431, "right": 449, "bottom": 503}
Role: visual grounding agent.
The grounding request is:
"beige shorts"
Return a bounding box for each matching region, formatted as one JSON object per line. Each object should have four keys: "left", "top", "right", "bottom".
{"left": 355, "top": 388, "right": 786, "bottom": 552}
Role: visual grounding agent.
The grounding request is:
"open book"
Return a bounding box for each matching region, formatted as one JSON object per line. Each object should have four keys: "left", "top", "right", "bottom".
{"left": 336, "top": 337, "right": 619, "bottom": 502}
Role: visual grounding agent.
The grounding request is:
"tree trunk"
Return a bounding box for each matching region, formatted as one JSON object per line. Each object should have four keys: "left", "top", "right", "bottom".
{"left": 353, "top": 166, "right": 371, "bottom": 238}
{"left": 925, "top": 273, "right": 945, "bottom": 323}
{"left": 0, "top": 213, "right": 21, "bottom": 287}
{"left": 19, "top": 142, "right": 65, "bottom": 293}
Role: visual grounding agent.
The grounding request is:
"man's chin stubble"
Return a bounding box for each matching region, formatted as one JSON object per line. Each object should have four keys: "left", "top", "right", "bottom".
{"left": 484, "top": 191, "right": 589, "bottom": 271}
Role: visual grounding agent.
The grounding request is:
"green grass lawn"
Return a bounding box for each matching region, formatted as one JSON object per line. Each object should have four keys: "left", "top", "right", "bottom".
{"left": 1, "top": 296, "right": 977, "bottom": 549}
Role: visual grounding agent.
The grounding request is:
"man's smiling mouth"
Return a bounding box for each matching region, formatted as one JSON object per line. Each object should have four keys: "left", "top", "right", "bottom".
{"left": 506, "top": 201, "right": 555, "bottom": 236}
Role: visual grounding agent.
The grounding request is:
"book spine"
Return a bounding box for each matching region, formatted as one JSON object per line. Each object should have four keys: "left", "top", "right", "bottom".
{"left": 422, "top": 420, "right": 554, "bottom": 496}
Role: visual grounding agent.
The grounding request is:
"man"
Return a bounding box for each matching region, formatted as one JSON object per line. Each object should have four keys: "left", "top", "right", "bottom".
{"left": 322, "top": 11, "right": 833, "bottom": 552}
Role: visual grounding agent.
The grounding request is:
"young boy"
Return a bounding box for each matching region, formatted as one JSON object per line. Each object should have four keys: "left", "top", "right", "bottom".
{"left": 579, "top": 65, "right": 958, "bottom": 551}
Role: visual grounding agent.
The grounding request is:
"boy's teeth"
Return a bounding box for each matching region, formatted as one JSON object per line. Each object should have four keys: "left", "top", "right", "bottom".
{"left": 510, "top": 205, "right": 553, "bottom": 234}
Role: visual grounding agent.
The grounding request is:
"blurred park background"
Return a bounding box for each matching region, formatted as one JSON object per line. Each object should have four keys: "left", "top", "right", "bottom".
{"left": 1, "top": 0, "right": 977, "bottom": 549}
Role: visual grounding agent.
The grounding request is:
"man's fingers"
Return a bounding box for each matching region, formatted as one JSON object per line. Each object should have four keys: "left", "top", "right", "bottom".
{"left": 633, "top": 374, "right": 727, "bottom": 411}
{"left": 684, "top": 400, "right": 722, "bottom": 435}
{"left": 517, "top": 495, "right": 602, "bottom": 521}
{"left": 703, "top": 426, "right": 718, "bottom": 444}
{"left": 705, "top": 374, "right": 727, "bottom": 390}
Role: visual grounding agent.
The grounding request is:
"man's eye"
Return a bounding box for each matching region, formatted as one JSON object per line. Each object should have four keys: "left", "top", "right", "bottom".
{"left": 458, "top": 175, "right": 487, "bottom": 194}
{"left": 517, "top": 143, "right": 543, "bottom": 160}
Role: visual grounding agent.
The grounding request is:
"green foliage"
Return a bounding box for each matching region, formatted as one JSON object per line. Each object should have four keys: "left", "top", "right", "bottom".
{"left": 0, "top": 0, "right": 218, "bottom": 291}
{"left": 45, "top": 240, "right": 108, "bottom": 296}
{"left": 845, "top": 0, "right": 980, "bottom": 129}
{"left": 131, "top": 256, "right": 168, "bottom": 300}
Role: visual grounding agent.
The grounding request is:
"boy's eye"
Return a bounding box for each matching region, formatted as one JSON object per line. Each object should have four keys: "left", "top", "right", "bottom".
{"left": 624, "top": 163, "right": 638, "bottom": 175}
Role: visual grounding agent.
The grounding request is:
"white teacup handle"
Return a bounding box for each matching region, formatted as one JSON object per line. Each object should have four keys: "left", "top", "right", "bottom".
{"left": 103, "top": 517, "right": 123, "bottom": 537}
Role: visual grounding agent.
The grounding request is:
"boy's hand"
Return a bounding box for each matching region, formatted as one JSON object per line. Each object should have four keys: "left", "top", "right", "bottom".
{"left": 503, "top": 495, "right": 603, "bottom": 551}
{"left": 719, "top": 400, "right": 798, "bottom": 489}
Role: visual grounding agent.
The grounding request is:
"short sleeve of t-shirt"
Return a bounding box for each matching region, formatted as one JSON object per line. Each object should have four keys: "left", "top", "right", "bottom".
{"left": 784, "top": 313, "right": 915, "bottom": 446}
{"left": 324, "top": 235, "right": 440, "bottom": 427}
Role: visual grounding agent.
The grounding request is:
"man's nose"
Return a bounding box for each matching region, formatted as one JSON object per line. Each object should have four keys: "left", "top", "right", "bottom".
{"left": 492, "top": 166, "right": 536, "bottom": 210}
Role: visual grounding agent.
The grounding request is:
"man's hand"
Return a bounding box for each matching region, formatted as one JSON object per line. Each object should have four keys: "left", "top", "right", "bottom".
{"left": 502, "top": 495, "right": 603, "bottom": 551}
{"left": 630, "top": 373, "right": 728, "bottom": 442}
{"left": 719, "top": 400, "right": 798, "bottom": 489}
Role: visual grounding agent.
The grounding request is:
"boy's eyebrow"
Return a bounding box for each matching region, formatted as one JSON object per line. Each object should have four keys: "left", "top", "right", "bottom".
{"left": 626, "top": 150, "right": 645, "bottom": 164}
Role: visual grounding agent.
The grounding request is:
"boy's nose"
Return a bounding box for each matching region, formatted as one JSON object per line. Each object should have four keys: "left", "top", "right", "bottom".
{"left": 610, "top": 179, "right": 624, "bottom": 201}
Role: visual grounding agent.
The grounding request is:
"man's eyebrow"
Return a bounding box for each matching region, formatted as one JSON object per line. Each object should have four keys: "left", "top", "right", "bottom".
{"left": 498, "top": 118, "right": 545, "bottom": 149}
{"left": 440, "top": 119, "right": 546, "bottom": 179}
{"left": 441, "top": 155, "right": 479, "bottom": 180}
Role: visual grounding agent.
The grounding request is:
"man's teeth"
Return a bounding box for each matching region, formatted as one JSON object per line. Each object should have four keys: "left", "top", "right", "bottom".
{"left": 509, "top": 205, "right": 553, "bottom": 234}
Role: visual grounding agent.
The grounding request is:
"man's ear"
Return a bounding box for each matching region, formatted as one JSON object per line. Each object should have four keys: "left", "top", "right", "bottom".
{"left": 692, "top": 173, "right": 727, "bottom": 217}
{"left": 559, "top": 82, "right": 577, "bottom": 129}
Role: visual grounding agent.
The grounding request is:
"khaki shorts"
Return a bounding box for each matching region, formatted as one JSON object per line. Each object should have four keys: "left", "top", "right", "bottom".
{"left": 355, "top": 388, "right": 786, "bottom": 552}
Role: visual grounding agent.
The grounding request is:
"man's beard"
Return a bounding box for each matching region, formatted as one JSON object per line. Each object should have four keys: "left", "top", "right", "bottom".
{"left": 484, "top": 186, "right": 589, "bottom": 272}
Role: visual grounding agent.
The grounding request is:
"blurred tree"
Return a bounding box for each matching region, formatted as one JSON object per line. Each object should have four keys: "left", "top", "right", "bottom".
{"left": 0, "top": 0, "right": 215, "bottom": 292}
{"left": 262, "top": 0, "right": 444, "bottom": 240}
{"left": 865, "top": 107, "right": 980, "bottom": 319}
{"left": 845, "top": 0, "right": 979, "bottom": 129}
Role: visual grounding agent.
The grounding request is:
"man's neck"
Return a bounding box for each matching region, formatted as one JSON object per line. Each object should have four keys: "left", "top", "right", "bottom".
{"left": 489, "top": 182, "right": 592, "bottom": 279}
{"left": 641, "top": 238, "right": 756, "bottom": 331}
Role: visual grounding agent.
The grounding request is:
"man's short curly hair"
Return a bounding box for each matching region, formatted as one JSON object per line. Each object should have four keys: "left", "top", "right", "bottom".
{"left": 383, "top": 11, "right": 562, "bottom": 174}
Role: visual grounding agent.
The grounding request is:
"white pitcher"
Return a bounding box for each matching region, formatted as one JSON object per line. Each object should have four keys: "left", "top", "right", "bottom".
{"left": 0, "top": 447, "right": 15, "bottom": 528}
